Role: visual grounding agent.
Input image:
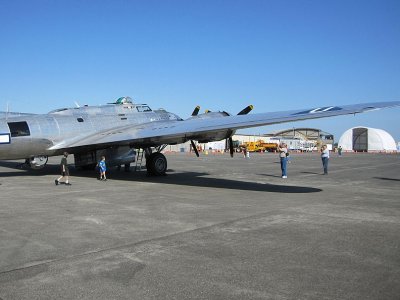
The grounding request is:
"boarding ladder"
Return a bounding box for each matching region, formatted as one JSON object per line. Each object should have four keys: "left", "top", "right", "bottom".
{"left": 134, "top": 148, "right": 145, "bottom": 171}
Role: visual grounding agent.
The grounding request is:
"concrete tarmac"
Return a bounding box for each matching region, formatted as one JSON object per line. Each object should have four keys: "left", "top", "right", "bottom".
{"left": 0, "top": 152, "right": 399, "bottom": 299}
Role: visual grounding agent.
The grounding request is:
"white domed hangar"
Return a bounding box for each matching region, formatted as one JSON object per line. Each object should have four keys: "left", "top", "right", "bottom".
{"left": 338, "top": 127, "right": 397, "bottom": 153}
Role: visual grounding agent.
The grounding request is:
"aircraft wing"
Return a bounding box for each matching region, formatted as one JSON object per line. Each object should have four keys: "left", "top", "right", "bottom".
{"left": 49, "top": 101, "right": 400, "bottom": 150}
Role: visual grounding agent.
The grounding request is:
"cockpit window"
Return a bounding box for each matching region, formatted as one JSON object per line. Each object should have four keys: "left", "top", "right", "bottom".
{"left": 136, "top": 105, "right": 152, "bottom": 112}
{"left": 115, "top": 97, "right": 133, "bottom": 105}
{"left": 8, "top": 121, "right": 30, "bottom": 137}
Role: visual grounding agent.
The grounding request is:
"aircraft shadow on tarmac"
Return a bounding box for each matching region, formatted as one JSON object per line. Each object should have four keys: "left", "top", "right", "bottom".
{"left": 0, "top": 162, "right": 322, "bottom": 194}
{"left": 373, "top": 177, "right": 400, "bottom": 182}
{"left": 257, "top": 174, "right": 284, "bottom": 178}
{"left": 300, "top": 171, "right": 321, "bottom": 175}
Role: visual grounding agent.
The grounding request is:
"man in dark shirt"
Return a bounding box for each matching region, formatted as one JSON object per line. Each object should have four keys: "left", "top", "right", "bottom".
{"left": 55, "top": 152, "right": 71, "bottom": 185}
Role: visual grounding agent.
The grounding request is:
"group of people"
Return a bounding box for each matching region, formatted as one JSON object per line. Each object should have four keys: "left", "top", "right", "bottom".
{"left": 55, "top": 153, "right": 107, "bottom": 186}
{"left": 278, "top": 143, "right": 331, "bottom": 178}
{"left": 54, "top": 144, "right": 334, "bottom": 185}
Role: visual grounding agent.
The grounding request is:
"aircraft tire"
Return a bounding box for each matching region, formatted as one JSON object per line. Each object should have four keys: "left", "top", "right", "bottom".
{"left": 146, "top": 152, "right": 167, "bottom": 176}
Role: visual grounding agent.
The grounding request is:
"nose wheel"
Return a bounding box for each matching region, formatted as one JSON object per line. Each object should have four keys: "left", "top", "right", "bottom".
{"left": 146, "top": 152, "right": 167, "bottom": 176}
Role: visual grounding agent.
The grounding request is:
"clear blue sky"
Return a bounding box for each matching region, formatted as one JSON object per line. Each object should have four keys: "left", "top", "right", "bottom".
{"left": 1, "top": 0, "right": 399, "bottom": 141}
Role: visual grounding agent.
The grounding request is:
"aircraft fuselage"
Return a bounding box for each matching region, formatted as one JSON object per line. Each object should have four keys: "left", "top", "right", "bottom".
{"left": 0, "top": 102, "right": 182, "bottom": 160}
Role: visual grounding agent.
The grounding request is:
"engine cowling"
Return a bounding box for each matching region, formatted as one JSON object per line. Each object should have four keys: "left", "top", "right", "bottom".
{"left": 187, "top": 111, "right": 230, "bottom": 120}
{"left": 196, "top": 130, "right": 234, "bottom": 143}
{"left": 187, "top": 111, "right": 234, "bottom": 143}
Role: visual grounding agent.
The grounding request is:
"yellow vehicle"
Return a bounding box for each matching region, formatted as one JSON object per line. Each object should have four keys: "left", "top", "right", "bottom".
{"left": 258, "top": 141, "right": 279, "bottom": 152}
{"left": 240, "top": 140, "right": 279, "bottom": 152}
{"left": 247, "top": 142, "right": 265, "bottom": 152}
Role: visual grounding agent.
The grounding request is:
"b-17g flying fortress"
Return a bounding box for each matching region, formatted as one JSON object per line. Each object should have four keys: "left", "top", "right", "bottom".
{"left": 1, "top": 0, "right": 400, "bottom": 299}
{"left": 0, "top": 96, "right": 399, "bottom": 176}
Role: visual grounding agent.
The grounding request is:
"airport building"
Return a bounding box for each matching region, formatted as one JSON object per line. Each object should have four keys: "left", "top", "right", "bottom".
{"left": 338, "top": 127, "right": 397, "bottom": 153}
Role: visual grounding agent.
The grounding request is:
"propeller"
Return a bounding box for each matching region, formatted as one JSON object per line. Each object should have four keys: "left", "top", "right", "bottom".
{"left": 237, "top": 105, "right": 254, "bottom": 115}
{"left": 191, "top": 106, "right": 200, "bottom": 116}
{"left": 228, "top": 135, "right": 234, "bottom": 157}
{"left": 190, "top": 106, "right": 201, "bottom": 155}
{"left": 190, "top": 140, "right": 200, "bottom": 157}
{"left": 227, "top": 105, "right": 254, "bottom": 157}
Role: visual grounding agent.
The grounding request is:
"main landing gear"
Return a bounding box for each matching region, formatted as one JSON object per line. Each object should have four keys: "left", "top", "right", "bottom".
{"left": 145, "top": 152, "right": 167, "bottom": 176}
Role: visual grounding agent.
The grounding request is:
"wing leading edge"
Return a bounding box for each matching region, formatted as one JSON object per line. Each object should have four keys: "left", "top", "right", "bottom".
{"left": 49, "top": 101, "right": 400, "bottom": 151}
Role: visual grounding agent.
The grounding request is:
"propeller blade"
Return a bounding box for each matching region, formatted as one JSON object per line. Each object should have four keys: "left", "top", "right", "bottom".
{"left": 229, "top": 137, "right": 234, "bottom": 157}
{"left": 190, "top": 140, "right": 200, "bottom": 157}
{"left": 205, "top": 109, "right": 211, "bottom": 113}
{"left": 237, "top": 105, "right": 254, "bottom": 115}
{"left": 191, "top": 106, "right": 200, "bottom": 116}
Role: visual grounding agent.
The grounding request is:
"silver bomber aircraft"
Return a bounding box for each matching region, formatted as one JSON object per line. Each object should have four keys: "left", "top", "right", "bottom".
{"left": 0, "top": 96, "right": 399, "bottom": 175}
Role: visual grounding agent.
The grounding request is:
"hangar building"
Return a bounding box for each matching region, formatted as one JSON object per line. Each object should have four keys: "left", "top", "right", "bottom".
{"left": 263, "top": 128, "right": 334, "bottom": 150}
{"left": 338, "top": 127, "right": 397, "bottom": 152}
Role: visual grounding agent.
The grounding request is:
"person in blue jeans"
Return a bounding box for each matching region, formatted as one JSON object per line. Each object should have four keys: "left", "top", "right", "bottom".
{"left": 278, "top": 143, "right": 288, "bottom": 178}
{"left": 320, "top": 145, "right": 330, "bottom": 175}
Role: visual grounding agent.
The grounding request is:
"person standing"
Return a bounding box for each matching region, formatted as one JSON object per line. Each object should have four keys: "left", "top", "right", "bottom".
{"left": 55, "top": 152, "right": 71, "bottom": 185}
{"left": 242, "top": 147, "right": 249, "bottom": 159}
{"left": 278, "top": 143, "right": 288, "bottom": 178}
{"left": 98, "top": 156, "right": 107, "bottom": 181}
{"left": 321, "top": 145, "right": 330, "bottom": 175}
{"left": 338, "top": 146, "right": 343, "bottom": 157}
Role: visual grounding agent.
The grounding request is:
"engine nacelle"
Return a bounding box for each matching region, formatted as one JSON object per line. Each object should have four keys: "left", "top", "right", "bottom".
{"left": 187, "top": 111, "right": 230, "bottom": 120}
{"left": 196, "top": 130, "right": 233, "bottom": 143}
{"left": 187, "top": 111, "right": 234, "bottom": 143}
{"left": 28, "top": 156, "right": 48, "bottom": 169}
